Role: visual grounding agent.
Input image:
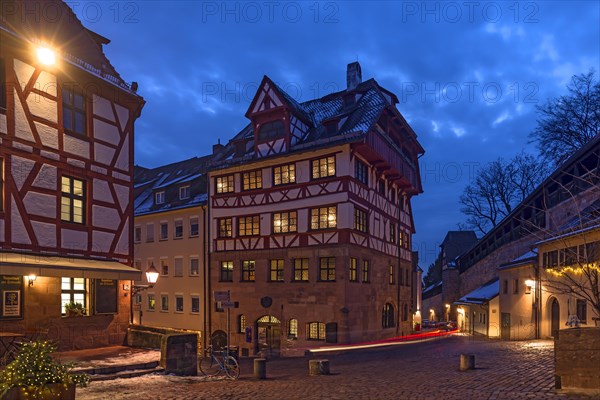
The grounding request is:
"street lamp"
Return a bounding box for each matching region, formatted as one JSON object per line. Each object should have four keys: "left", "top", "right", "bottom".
{"left": 132, "top": 263, "right": 160, "bottom": 325}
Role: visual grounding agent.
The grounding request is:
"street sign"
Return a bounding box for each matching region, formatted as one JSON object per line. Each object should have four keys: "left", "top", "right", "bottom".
{"left": 214, "top": 291, "right": 230, "bottom": 302}
{"left": 220, "top": 301, "right": 236, "bottom": 308}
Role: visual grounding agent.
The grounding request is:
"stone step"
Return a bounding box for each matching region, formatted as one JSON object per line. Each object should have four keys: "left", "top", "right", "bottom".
{"left": 74, "top": 360, "right": 160, "bottom": 376}
{"left": 87, "top": 366, "right": 164, "bottom": 381}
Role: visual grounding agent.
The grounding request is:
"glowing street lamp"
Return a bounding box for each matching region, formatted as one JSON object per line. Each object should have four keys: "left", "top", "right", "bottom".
{"left": 36, "top": 47, "right": 56, "bottom": 66}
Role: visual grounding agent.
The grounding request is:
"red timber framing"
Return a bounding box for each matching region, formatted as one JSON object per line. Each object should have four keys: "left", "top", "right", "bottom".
{"left": 0, "top": 33, "right": 144, "bottom": 264}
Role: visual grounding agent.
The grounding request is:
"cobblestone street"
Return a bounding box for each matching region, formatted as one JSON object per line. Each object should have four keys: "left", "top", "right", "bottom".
{"left": 77, "top": 335, "right": 590, "bottom": 400}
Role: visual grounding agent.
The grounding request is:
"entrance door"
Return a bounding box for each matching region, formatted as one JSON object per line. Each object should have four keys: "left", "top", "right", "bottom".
{"left": 501, "top": 313, "right": 511, "bottom": 340}
{"left": 256, "top": 315, "right": 281, "bottom": 357}
{"left": 551, "top": 298, "right": 560, "bottom": 337}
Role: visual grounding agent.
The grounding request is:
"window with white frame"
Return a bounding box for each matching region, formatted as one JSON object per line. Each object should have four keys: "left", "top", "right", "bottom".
{"left": 174, "top": 220, "right": 183, "bottom": 239}
{"left": 175, "top": 295, "right": 184, "bottom": 312}
{"left": 160, "top": 259, "right": 169, "bottom": 276}
{"left": 190, "top": 257, "right": 199, "bottom": 276}
{"left": 190, "top": 217, "right": 199, "bottom": 237}
{"left": 61, "top": 176, "right": 85, "bottom": 224}
{"left": 147, "top": 294, "right": 155, "bottom": 311}
{"left": 179, "top": 185, "right": 190, "bottom": 200}
{"left": 160, "top": 222, "right": 168, "bottom": 240}
{"left": 191, "top": 296, "right": 200, "bottom": 313}
{"left": 161, "top": 295, "right": 169, "bottom": 311}
{"left": 155, "top": 191, "right": 165, "bottom": 205}
{"left": 61, "top": 277, "right": 86, "bottom": 315}
{"left": 174, "top": 257, "right": 183, "bottom": 277}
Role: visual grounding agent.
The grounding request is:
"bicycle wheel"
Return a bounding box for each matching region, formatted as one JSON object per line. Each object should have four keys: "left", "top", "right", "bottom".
{"left": 224, "top": 356, "right": 240, "bottom": 379}
{"left": 199, "top": 356, "right": 220, "bottom": 376}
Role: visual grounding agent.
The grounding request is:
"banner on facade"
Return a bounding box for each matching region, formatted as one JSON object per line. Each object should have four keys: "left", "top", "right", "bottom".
{"left": 0, "top": 275, "right": 23, "bottom": 319}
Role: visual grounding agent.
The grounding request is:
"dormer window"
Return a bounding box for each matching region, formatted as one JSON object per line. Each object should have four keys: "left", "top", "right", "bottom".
{"left": 257, "top": 120, "right": 285, "bottom": 142}
{"left": 155, "top": 191, "right": 165, "bottom": 205}
{"left": 179, "top": 185, "right": 190, "bottom": 200}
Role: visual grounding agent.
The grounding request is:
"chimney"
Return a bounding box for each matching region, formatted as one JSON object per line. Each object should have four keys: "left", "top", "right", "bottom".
{"left": 346, "top": 62, "right": 362, "bottom": 91}
{"left": 212, "top": 139, "right": 224, "bottom": 155}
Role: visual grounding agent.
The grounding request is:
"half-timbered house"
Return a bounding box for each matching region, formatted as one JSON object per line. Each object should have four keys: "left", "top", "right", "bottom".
{"left": 0, "top": 1, "right": 144, "bottom": 350}
{"left": 208, "top": 62, "right": 424, "bottom": 356}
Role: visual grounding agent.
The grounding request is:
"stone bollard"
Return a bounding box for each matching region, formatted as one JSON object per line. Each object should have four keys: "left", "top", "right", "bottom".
{"left": 254, "top": 358, "right": 267, "bottom": 379}
{"left": 459, "top": 354, "right": 475, "bottom": 371}
{"left": 309, "top": 359, "right": 330, "bottom": 376}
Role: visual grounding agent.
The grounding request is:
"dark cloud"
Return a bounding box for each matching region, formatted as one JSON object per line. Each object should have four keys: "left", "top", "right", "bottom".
{"left": 73, "top": 1, "right": 600, "bottom": 267}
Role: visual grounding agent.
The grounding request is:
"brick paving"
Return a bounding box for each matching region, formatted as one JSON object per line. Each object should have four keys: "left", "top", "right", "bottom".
{"left": 78, "top": 335, "right": 592, "bottom": 400}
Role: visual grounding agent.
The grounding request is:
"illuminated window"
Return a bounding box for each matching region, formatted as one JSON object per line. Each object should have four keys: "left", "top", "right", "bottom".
{"left": 349, "top": 257, "right": 358, "bottom": 282}
{"left": 174, "top": 220, "right": 183, "bottom": 239}
{"left": 191, "top": 296, "right": 200, "bottom": 313}
{"left": 190, "top": 257, "right": 199, "bottom": 276}
{"left": 242, "top": 170, "right": 262, "bottom": 191}
{"left": 241, "top": 260, "right": 255, "bottom": 282}
{"left": 62, "top": 86, "right": 86, "bottom": 135}
{"left": 362, "top": 260, "right": 370, "bottom": 283}
{"left": 155, "top": 191, "right": 165, "bottom": 205}
{"left": 319, "top": 257, "right": 335, "bottom": 282}
{"left": 220, "top": 261, "right": 233, "bottom": 282}
{"left": 218, "top": 218, "right": 232, "bottom": 238}
{"left": 61, "top": 277, "right": 86, "bottom": 315}
{"left": 147, "top": 294, "right": 155, "bottom": 311}
{"left": 273, "top": 211, "right": 297, "bottom": 233}
{"left": 175, "top": 295, "right": 184, "bottom": 312}
{"left": 307, "top": 322, "right": 326, "bottom": 340}
{"left": 311, "top": 156, "right": 336, "bottom": 179}
{"left": 311, "top": 206, "right": 336, "bottom": 229}
{"left": 354, "top": 208, "right": 368, "bottom": 233}
{"left": 274, "top": 164, "right": 295, "bottom": 185}
{"left": 238, "top": 314, "right": 247, "bottom": 333}
{"left": 382, "top": 303, "right": 395, "bottom": 328}
{"left": 239, "top": 215, "right": 260, "bottom": 236}
{"left": 269, "top": 259, "right": 284, "bottom": 282}
{"left": 390, "top": 223, "right": 395, "bottom": 243}
{"left": 161, "top": 295, "right": 169, "bottom": 311}
{"left": 179, "top": 185, "right": 190, "bottom": 200}
{"left": 288, "top": 318, "right": 298, "bottom": 338}
{"left": 61, "top": 176, "right": 85, "bottom": 224}
{"left": 216, "top": 175, "right": 234, "bottom": 194}
{"left": 293, "top": 258, "right": 309, "bottom": 282}
{"left": 355, "top": 160, "right": 368, "bottom": 185}
{"left": 389, "top": 265, "right": 395, "bottom": 285}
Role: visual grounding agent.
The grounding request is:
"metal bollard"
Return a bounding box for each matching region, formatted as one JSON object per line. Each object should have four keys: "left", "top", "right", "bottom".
{"left": 254, "top": 358, "right": 267, "bottom": 379}
{"left": 459, "top": 354, "right": 475, "bottom": 371}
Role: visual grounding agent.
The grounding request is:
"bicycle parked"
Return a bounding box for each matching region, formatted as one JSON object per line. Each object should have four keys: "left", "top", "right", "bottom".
{"left": 199, "top": 345, "right": 240, "bottom": 379}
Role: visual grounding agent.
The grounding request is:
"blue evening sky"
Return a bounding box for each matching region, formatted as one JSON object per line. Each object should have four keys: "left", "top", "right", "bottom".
{"left": 72, "top": 1, "right": 600, "bottom": 268}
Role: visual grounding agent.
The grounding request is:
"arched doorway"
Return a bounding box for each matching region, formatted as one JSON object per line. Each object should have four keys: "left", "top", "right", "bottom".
{"left": 256, "top": 315, "right": 281, "bottom": 357}
{"left": 550, "top": 297, "right": 560, "bottom": 337}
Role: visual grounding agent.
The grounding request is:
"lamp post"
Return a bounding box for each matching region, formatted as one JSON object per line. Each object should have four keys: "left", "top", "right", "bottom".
{"left": 132, "top": 263, "right": 160, "bottom": 326}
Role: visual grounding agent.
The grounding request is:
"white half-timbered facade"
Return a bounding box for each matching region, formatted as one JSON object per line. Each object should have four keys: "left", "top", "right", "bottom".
{"left": 0, "top": 1, "right": 144, "bottom": 350}
{"left": 208, "top": 63, "right": 424, "bottom": 356}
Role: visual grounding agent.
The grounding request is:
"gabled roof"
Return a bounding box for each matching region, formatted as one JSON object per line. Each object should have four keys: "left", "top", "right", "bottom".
{"left": 214, "top": 77, "right": 420, "bottom": 166}
{"left": 134, "top": 156, "right": 213, "bottom": 216}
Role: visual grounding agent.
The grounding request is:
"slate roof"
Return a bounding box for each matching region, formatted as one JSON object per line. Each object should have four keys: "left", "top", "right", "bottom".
{"left": 213, "top": 78, "right": 418, "bottom": 167}
{"left": 134, "top": 156, "right": 213, "bottom": 216}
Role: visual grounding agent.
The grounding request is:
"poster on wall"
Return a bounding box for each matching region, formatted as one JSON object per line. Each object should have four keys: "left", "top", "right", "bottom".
{"left": 0, "top": 276, "right": 24, "bottom": 319}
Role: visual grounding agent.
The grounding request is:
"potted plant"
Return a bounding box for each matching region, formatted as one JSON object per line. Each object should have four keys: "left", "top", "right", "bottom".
{"left": 64, "top": 302, "right": 86, "bottom": 317}
{"left": 0, "top": 341, "right": 89, "bottom": 399}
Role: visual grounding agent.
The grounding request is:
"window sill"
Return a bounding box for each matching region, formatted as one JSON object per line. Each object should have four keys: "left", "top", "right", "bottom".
{"left": 173, "top": 237, "right": 183, "bottom": 240}
{"left": 159, "top": 238, "right": 168, "bottom": 241}
{"left": 63, "top": 129, "right": 90, "bottom": 141}
{"left": 189, "top": 234, "right": 199, "bottom": 238}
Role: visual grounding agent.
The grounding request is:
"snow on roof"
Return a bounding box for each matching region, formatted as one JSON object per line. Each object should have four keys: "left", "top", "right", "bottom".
{"left": 455, "top": 278, "right": 499, "bottom": 305}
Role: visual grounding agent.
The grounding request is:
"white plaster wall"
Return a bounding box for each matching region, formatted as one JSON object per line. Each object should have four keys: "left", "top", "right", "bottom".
{"left": 11, "top": 156, "right": 34, "bottom": 191}
{"left": 63, "top": 134, "right": 90, "bottom": 158}
{"left": 93, "top": 118, "right": 120, "bottom": 144}
{"left": 23, "top": 191, "right": 56, "bottom": 218}
{"left": 26, "top": 93, "right": 57, "bottom": 123}
{"left": 35, "top": 70, "right": 57, "bottom": 97}
{"left": 115, "top": 218, "right": 129, "bottom": 255}
{"left": 113, "top": 183, "right": 129, "bottom": 213}
{"left": 14, "top": 59, "right": 34, "bottom": 91}
{"left": 94, "top": 143, "right": 115, "bottom": 166}
{"left": 92, "top": 205, "right": 120, "bottom": 230}
{"left": 114, "top": 103, "right": 129, "bottom": 131}
{"left": 11, "top": 197, "right": 31, "bottom": 244}
{"left": 93, "top": 179, "right": 114, "bottom": 203}
{"left": 92, "top": 95, "right": 115, "bottom": 122}
{"left": 34, "top": 121, "right": 59, "bottom": 149}
{"left": 92, "top": 230, "right": 115, "bottom": 253}
{"left": 0, "top": 114, "right": 7, "bottom": 134}
{"left": 61, "top": 229, "right": 88, "bottom": 250}
{"left": 31, "top": 164, "right": 57, "bottom": 190}
{"left": 114, "top": 136, "right": 129, "bottom": 172}
{"left": 14, "top": 89, "right": 35, "bottom": 142}
{"left": 31, "top": 221, "right": 57, "bottom": 248}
